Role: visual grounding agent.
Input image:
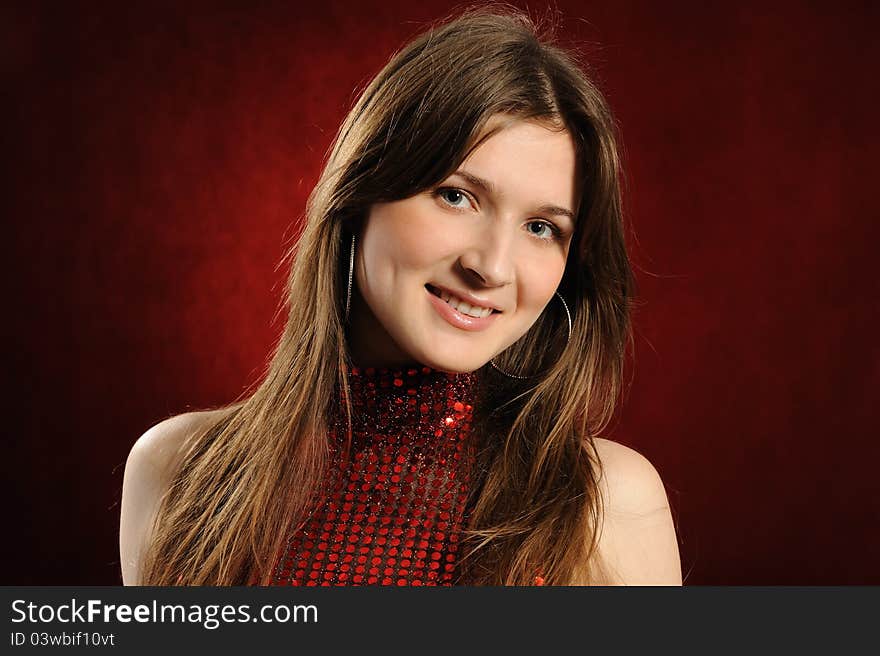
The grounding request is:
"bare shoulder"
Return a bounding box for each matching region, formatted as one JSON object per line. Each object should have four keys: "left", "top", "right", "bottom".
{"left": 592, "top": 438, "right": 671, "bottom": 516}
{"left": 126, "top": 411, "right": 220, "bottom": 479}
{"left": 119, "top": 410, "right": 222, "bottom": 585}
{"left": 589, "top": 437, "right": 682, "bottom": 585}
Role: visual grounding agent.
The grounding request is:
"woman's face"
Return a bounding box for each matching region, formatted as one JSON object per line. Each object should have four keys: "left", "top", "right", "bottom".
{"left": 348, "top": 115, "right": 578, "bottom": 372}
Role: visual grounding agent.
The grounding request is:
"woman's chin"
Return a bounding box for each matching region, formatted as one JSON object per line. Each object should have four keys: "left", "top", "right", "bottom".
{"left": 410, "top": 349, "right": 490, "bottom": 375}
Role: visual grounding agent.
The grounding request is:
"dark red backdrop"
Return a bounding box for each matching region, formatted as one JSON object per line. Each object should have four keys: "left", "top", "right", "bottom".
{"left": 4, "top": 0, "right": 877, "bottom": 584}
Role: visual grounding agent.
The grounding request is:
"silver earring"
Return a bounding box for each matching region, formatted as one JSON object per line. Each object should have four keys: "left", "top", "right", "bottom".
{"left": 489, "top": 291, "right": 573, "bottom": 380}
{"left": 345, "top": 233, "right": 355, "bottom": 322}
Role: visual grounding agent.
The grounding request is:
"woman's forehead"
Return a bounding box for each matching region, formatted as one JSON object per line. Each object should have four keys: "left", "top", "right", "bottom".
{"left": 456, "top": 116, "right": 579, "bottom": 225}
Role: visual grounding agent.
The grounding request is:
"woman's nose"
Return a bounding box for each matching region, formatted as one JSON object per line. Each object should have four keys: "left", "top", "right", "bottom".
{"left": 456, "top": 222, "right": 515, "bottom": 288}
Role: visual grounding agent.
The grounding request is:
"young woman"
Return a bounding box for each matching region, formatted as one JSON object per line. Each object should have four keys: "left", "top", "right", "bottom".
{"left": 120, "top": 7, "right": 682, "bottom": 586}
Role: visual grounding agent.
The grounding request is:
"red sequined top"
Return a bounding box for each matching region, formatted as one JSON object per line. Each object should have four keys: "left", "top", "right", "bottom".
{"left": 269, "top": 364, "right": 480, "bottom": 586}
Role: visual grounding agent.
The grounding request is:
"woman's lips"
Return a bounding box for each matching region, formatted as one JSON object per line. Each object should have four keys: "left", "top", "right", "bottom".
{"left": 425, "top": 283, "right": 503, "bottom": 313}
{"left": 425, "top": 285, "right": 500, "bottom": 332}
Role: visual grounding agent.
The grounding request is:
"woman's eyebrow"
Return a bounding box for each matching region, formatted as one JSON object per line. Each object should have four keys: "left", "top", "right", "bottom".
{"left": 450, "top": 169, "right": 576, "bottom": 222}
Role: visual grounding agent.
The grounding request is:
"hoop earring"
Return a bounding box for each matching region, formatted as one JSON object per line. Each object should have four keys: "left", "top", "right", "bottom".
{"left": 344, "top": 233, "right": 356, "bottom": 323}
{"left": 489, "top": 291, "right": 573, "bottom": 380}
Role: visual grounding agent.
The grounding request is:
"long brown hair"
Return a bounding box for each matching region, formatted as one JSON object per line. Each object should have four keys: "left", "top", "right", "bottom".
{"left": 141, "top": 4, "right": 634, "bottom": 586}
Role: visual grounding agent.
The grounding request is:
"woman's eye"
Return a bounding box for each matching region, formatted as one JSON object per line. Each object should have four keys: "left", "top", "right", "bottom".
{"left": 527, "top": 220, "right": 563, "bottom": 242}
{"left": 436, "top": 187, "right": 473, "bottom": 210}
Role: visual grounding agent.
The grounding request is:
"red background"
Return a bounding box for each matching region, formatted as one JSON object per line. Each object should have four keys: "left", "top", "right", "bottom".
{"left": 4, "top": 0, "right": 878, "bottom": 584}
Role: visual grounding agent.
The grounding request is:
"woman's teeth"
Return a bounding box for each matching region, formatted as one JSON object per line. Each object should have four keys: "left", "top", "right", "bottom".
{"left": 436, "top": 289, "right": 493, "bottom": 318}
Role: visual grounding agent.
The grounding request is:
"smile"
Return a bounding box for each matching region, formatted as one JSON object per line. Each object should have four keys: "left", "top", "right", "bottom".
{"left": 426, "top": 284, "right": 496, "bottom": 318}
{"left": 425, "top": 285, "right": 501, "bottom": 332}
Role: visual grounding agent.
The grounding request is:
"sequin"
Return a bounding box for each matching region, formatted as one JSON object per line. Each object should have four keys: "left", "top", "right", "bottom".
{"left": 269, "top": 364, "right": 478, "bottom": 586}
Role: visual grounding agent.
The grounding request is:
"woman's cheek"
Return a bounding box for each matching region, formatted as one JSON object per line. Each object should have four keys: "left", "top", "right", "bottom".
{"left": 381, "top": 200, "right": 458, "bottom": 267}
{"left": 522, "top": 257, "right": 566, "bottom": 313}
